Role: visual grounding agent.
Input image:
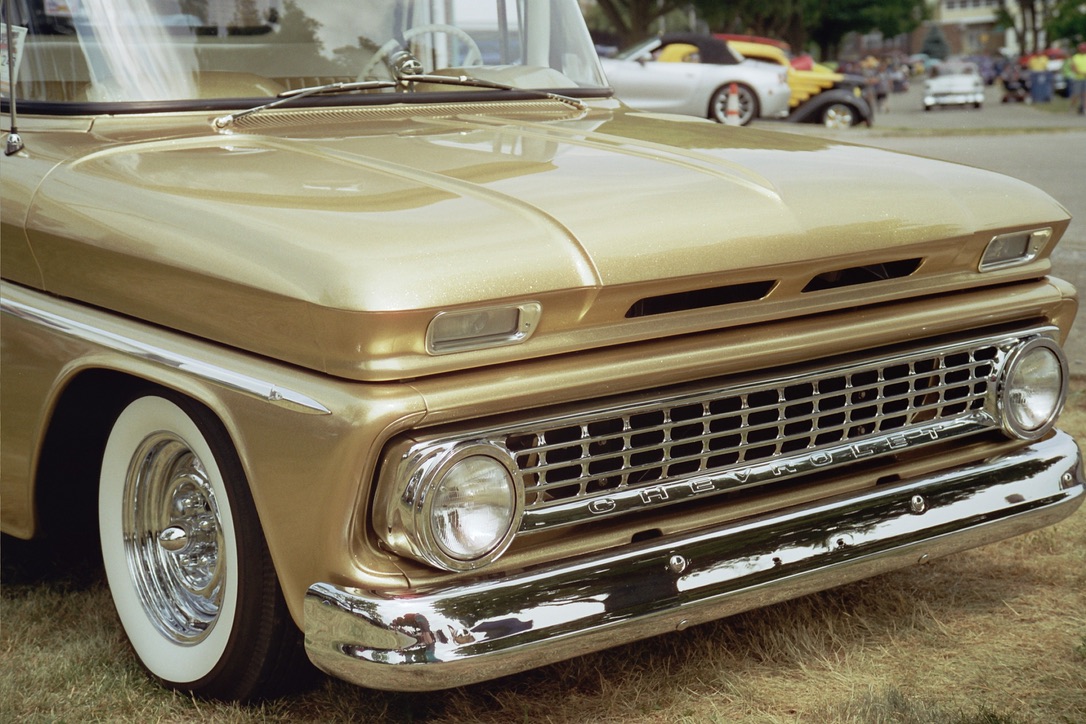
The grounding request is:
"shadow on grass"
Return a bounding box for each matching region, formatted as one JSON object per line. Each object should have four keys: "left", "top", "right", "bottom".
{"left": 1, "top": 532, "right": 104, "bottom": 591}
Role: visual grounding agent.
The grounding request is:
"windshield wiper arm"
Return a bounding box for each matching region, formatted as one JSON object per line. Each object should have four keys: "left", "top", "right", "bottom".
{"left": 212, "top": 58, "right": 587, "bottom": 130}
{"left": 212, "top": 80, "right": 397, "bottom": 129}
{"left": 387, "top": 50, "right": 586, "bottom": 111}
{"left": 394, "top": 71, "right": 587, "bottom": 111}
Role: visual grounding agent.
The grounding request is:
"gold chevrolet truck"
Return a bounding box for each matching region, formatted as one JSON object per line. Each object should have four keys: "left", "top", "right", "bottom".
{"left": 1, "top": 0, "right": 1081, "bottom": 702}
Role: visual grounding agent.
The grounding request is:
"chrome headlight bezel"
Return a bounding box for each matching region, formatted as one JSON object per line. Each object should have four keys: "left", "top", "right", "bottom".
{"left": 377, "top": 441, "right": 524, "bottom": 572}
{"left": 992, "top": 336, "right": 1068, "bottom": 441}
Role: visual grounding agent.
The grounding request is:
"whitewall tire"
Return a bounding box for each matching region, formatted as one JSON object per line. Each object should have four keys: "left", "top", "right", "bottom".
{"left": 99, "top": 393, "right": 306, "bottom": 700}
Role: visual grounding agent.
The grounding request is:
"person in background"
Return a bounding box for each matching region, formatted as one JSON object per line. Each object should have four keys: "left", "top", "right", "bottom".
{"left": 1027, "top": 51, "right": 1052, "bottom": 103}
{"left": 1066, "top": 43, "right": 1086, "bottom": 115}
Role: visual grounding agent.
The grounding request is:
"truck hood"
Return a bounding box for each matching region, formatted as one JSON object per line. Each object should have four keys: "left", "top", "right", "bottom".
{"left": 24, "top": 102, "right": 1071, "bottom": 379}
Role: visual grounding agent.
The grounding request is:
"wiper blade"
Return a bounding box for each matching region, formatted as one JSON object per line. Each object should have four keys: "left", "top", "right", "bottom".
{"left": 395, "top": 71, "right": 587, "bottom": 111}
{"left": 212, "top": 80, "right": 397, "bottom": 129}
{"left": 387, "top": 50, "right": 586, "bottom": 111}
{"left": 211, "top": 57, "right": 587, "bottom": 130}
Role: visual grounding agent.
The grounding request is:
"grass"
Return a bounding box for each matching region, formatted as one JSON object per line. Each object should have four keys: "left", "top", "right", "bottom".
{"left": 3, "top": 382, "right": 1085, "bottom": 723}
{"left": 1030, "top": 94, "right": 1084, "bottom": 115}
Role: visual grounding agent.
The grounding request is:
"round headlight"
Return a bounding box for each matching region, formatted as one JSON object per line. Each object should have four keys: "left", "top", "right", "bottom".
{"left": 378, "top": 442, "right": 523, "bottom": 571}
{"left": 430, "top": 454, "right": 518, "bottom": 562}
{"left": 998, "top": 338, "right": 1067, "bottom": 440}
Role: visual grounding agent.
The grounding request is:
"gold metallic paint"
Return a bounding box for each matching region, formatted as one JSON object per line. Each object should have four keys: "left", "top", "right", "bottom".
{"left": 2, "top": 102, "right": 1071, "bottom": 381}
{"left": 0, "top": 97, "right": 1078, "bottom": 626}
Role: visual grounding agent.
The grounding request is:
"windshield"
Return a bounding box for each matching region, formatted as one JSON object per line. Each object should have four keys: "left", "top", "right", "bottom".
{"left": 613, "top": 38, "right": 657, "bottom": 62}
{"left": 1, "top": 0, "right": 606, "bottom": 106}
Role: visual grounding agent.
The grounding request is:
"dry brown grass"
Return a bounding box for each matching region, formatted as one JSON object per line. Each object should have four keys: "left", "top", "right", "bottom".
{"left": 3, "top": 382, "right": 1085, "bottom": 723}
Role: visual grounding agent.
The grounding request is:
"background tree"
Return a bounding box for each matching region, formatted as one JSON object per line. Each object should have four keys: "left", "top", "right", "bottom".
{"left": 594, "top": 0, "right": 689, "bottom": 44}
{"left": 920, "top": 23, "right": 951, "bottom": 59}
{"left": 233, "top": 0, "right": 261, "bottom": 27}
{"left": 1046, "top": 0, "right": 1086, "bottom": 44}
{"left": 692, "top": 0, "right": 812, "bottom": 50}
{"left": 686, "top": 0, "right": 925, "bottom": 57}
{"left": 588, "top": 0, "right": 926, "bottom": 57}
{"left": 997, "top": 0, "right": 1060, "bottom": 54}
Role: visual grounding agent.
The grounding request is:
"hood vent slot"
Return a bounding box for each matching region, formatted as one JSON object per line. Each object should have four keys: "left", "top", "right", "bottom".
{"left": 627, "top": 280, "right": 775, "bottom": 318}
{"left": 803, "top": 258, "right": 922, "bottom": 293}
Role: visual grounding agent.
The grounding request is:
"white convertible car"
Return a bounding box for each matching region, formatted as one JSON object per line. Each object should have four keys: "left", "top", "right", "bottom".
{"left": 924, "top": 61, "right": 986, "bottom": 111}
{"left": 600, "top": 34, "right": 791, "bottom": 126}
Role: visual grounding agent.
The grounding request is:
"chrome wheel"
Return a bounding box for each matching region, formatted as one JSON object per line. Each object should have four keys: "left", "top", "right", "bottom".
{"left": 101, "top": 396, "right": 238, "bottom": 685}
{"left": 711, "top": 84, "right": 758, "bottom": 126}
{"left": 123, "top": 432, "right": 225, "bottom": 644}
{"left": 822, "top": 103, "right": 855, "bottom": 129}
{"left": 100, "top": 394, "right": 308, "bottom": 700}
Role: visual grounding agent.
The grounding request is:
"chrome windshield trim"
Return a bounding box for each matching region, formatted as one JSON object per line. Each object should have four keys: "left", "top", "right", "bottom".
{"left": 1, "top": 290, "right": 331, "bottom": 415}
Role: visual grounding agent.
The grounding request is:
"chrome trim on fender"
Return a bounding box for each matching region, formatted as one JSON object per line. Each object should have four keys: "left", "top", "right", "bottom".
{"left": 0, "top": 290, "right": 331, "bottom": 415}
{"left": 306, "top": 431, "right": 1084, "bottom": 691}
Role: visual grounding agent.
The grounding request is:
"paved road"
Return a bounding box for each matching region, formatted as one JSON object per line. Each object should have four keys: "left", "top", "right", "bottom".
{"left": 755, "top": 81, "right": 1086, "bottom": 375}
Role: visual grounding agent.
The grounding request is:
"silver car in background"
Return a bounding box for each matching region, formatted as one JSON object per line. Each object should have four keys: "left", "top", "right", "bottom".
{"left": 600, "top": 33, "right": 791, "bottom": 126}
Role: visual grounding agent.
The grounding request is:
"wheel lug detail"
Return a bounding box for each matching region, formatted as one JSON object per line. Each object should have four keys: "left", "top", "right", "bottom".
{"left": 158, "top": 526, "right": 189, "bottom": 552}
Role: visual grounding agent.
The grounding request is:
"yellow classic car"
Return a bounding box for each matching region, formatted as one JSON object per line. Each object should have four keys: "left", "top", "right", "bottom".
{"left": 726, "top": 38, "right": 873, "bottom": 128}
{"left": 1, "top": 0, "right": 1081, "bottom": 702}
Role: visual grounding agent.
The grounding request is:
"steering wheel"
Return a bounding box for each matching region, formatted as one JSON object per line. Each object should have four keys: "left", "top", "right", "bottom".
{"left": 359, "top": 24, "right": 484, "bottom": 81}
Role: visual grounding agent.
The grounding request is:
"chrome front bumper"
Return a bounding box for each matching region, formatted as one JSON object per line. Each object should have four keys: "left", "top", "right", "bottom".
{"left": 304, "top": 431, "right": 1084, "bottom": 691}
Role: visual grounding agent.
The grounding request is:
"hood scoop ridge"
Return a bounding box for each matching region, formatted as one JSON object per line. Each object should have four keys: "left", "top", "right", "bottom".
{"left": 627, "top": 280, "right": 776, "bottom": 318}
{"left": 802, "top": 258, "right": 923, "bottom": 293}
{"left": 626, "top": 257, "right": 924, "bottom": 318}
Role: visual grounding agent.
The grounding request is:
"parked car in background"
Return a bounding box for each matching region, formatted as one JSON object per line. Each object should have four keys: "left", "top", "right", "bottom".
{"left": 908, "top": 52, "right": 940, "bottom": 76}
{"left": 600, "top": 33, "right": 791, "bottom": 125}
{"left": 924, "top": 61, "right": 986, "bottom": 110}
{"left": 2, "top": 0, "right": 1081, "bottom": 704}
{"left": 725, "top": 39, "right": 871, "bottom": 128}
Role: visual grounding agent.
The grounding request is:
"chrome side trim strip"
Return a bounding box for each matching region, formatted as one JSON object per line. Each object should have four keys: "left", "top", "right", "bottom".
{"left": 305, "top": 431, "right": 1084, "bottom": 691}
{"left": 0, "top": 291, "right": 331, "bottom": 415}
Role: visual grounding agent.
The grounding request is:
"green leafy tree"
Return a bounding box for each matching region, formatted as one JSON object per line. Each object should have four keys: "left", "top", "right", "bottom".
{"left": 688, "top": 0, "right": 925, "bottom": 57}
{"left": 594, "top": 0, "right": 689, "bottom": 44}
{"left": 693, "top": 0, "right": 812, "bottom": 50}
{"left": 997, "top": 0, "right": 1060, "bottom": 54}
{"left": 806, "top": 0, "right": 927, "bottom": 58}
{"left": 1046, "top": 0, "right": 1086, "bottom": 43}
{"left": 920, "top": 23, "right": 951, "bottom": 60}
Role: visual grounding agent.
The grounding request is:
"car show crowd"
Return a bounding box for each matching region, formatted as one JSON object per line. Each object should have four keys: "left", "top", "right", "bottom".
{"left": 600, "top": 31, "right": 1086, "bottom": 123}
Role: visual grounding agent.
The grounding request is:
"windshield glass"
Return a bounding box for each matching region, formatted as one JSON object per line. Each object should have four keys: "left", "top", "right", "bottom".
{"left": 613, "top": 38, "right": 657, "bottom": 62}
{"left": 2, "top": 0, "right": 606, "bottom": 106}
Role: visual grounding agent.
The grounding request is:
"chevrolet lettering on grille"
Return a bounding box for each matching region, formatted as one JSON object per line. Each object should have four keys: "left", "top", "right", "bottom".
{"left": 522, "top": 416, "right": 986, "bottom": 529}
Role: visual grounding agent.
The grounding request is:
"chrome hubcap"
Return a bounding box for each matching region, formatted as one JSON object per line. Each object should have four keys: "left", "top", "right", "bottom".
{"left": 123, "top": 433, "right": 225, "bottom": 644}
{"left": 824, "top": 105, "right": 854, "bottom": 129}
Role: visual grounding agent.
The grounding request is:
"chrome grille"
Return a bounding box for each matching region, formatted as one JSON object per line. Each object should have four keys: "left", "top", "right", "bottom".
{"left": 491, "top": 331, "right": 1027, "bottom": 531}
{"left": 511, "top": 343, "right": 997, "bottom": 508}
{"left": 383, "top": 328, "right": 1049, "bottom": 534}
